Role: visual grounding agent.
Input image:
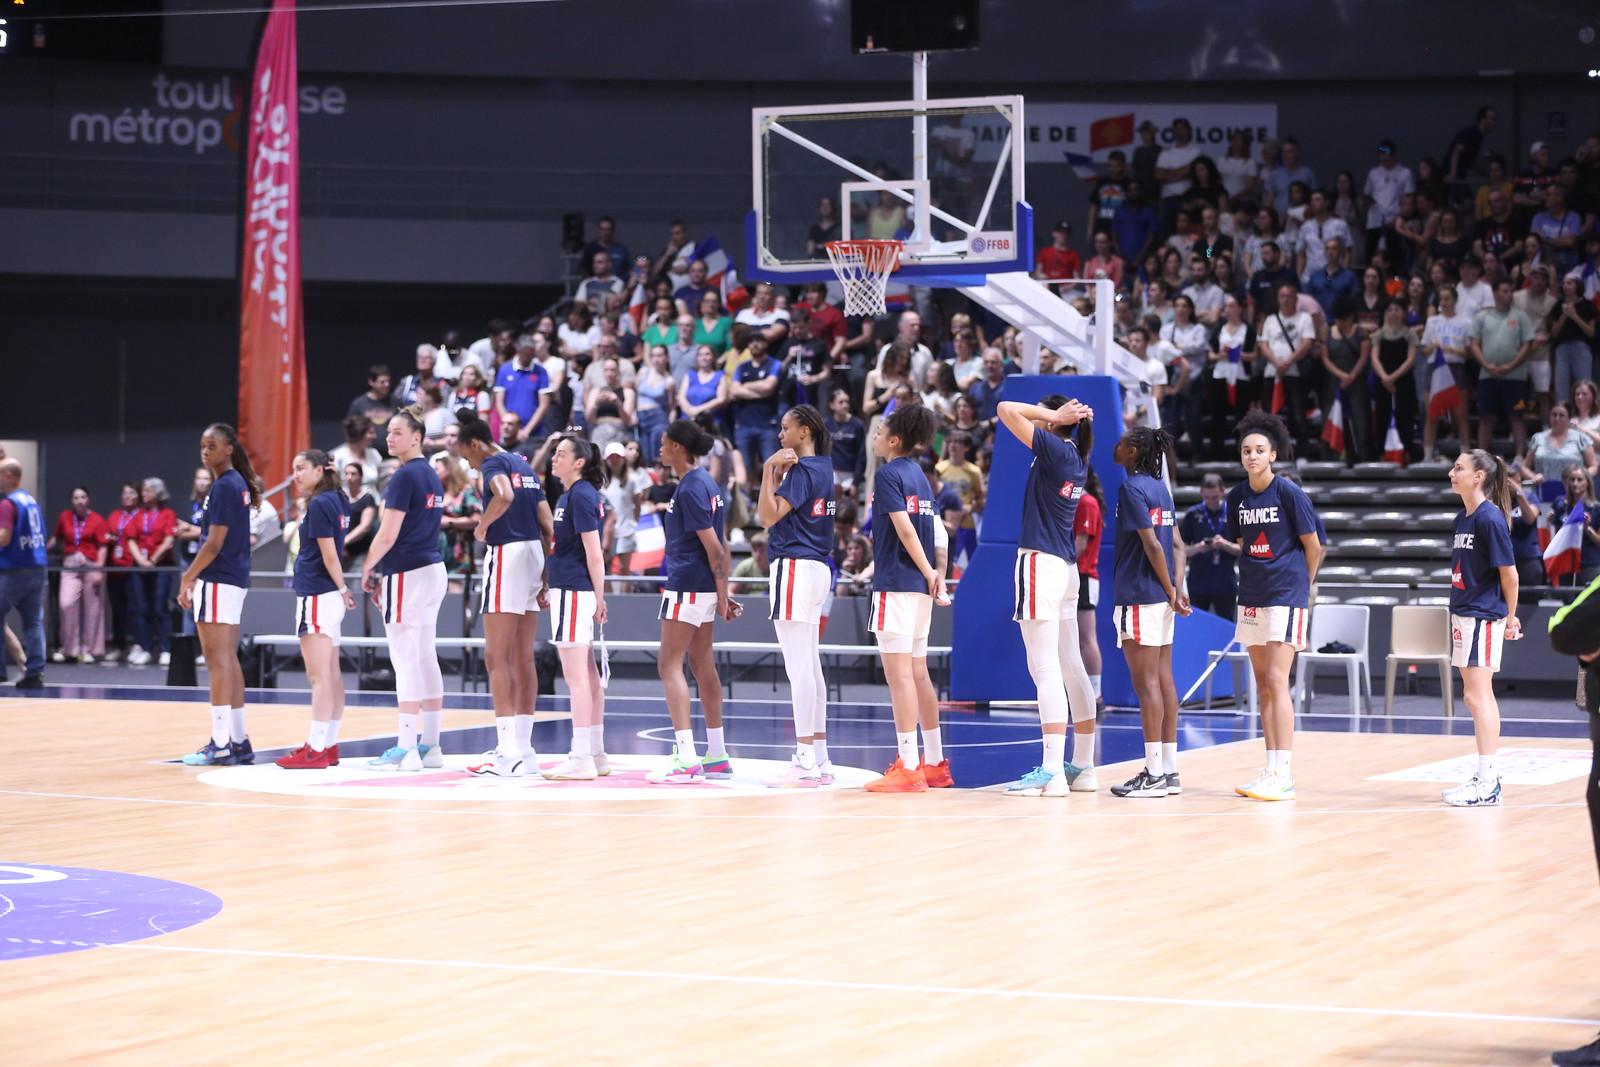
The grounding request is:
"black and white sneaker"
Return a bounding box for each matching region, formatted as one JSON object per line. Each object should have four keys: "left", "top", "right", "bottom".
{"left": 1110, "top": 769, "right": 1169, "bottom": 798}
{"left": 1163, "top": 772, "right": 1182, "bottom": 795}
{"left": 1552, "top": 1031, "right": 1600, "bottom": 1066}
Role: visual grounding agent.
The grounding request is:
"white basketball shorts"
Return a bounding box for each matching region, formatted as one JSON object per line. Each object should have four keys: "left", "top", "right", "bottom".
{"left": 769, "top": 557, "right": 830, "bottom": 625}
{"left": 294, "top": 590, "right": 345, "bottom": 644}
{"left": 868, "top": 589, "right": 933, "bottom": 657}
{"left": 192, "top": 579, "right": 247, "bottom": 627}
{"left": 480, "top": 540, "right": 545, "bottom": 616}
{"left": 1014, "top": 549, "right": 1080, "bottom": 622}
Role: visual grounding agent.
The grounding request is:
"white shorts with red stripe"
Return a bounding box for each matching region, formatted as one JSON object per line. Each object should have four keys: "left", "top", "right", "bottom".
{"left": 768, "top": 557, "right": 830, "bottom": 624}
{"left": 549, "top": 588, "right": 599, "bottom": 646}
{"left": 868, "top": 590, "right": 932, "bottom": 656}
{"left": 1114, "top": 602, "right": 1175, "bottom": 647}
{"left": 479, "top": 540, "right": 545, "bottom": 616}
{"left": 294, "top": 590, "right": 345, "bottom": 644}
{"left": 1235, "top": 604, "right": 1310, "bottom": 651}
{"left": 1451, "top": 614, "right": 1506, "bottom": 671}
{"left": 380, "top": 561, "right": 447, "bottom": 629}
{"left": 659, "top": 589, "right": 718, "bottom": 627}
{"left": 1013, "top": 549, "right": 1080, "bottom": 622}
{"left": 192, "top": 579, "right": 247, "bottom": 626}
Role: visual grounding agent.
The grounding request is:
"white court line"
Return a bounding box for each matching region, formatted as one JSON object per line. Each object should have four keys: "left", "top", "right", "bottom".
{"left": 103, "top": 941, "right": 1600, "bottom": 1028}
{"left": 0, "top": 787, "right": 1582, "bottom": 822}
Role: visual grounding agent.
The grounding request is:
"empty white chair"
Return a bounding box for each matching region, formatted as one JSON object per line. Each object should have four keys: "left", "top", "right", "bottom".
{"left": 1295, "top": 604, "right": 1372, "bottom": 721}
{"left": 1384, "top": 604, "right": 1453, "bottom": 718}
{"left": 1202, "top": 646, "right": 1256, "bottom": 717}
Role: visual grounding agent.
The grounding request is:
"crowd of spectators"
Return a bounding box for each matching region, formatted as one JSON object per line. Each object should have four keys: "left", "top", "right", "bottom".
{"left": 26, "top": 111, "right": 1600, "bottom": 668}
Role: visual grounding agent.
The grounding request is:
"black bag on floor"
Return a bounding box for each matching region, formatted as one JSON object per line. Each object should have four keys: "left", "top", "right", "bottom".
{"left": 535, "top": 641, "right": 559, "bottom": 696}
{"left": 166, "top": 633, "right": 198, "bottom": 687}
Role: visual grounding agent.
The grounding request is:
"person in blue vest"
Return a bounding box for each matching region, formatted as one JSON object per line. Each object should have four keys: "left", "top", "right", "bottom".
{"left": 0, "top": 457, "right": 49, "bottom": 690}
{"left": 1179, "top": 472, "right": 1240, "bottom": 620}
{"left": 176, "top": 424, "right": 264, "bottom": 765}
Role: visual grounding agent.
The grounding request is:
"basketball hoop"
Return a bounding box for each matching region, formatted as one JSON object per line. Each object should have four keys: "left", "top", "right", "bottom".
{"left": 824, "top": 239, "right": 903, "bottom": 318}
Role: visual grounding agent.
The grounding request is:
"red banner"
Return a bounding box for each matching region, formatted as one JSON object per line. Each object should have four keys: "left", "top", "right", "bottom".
{"left": 238, "top": 0, "right": 308, "bottom": 494}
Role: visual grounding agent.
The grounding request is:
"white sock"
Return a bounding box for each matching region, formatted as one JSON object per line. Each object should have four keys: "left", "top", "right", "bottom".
{"left": 210, "top": 706, "right": 230, "bottom": 748}
{"left": 1478, "top": 754, "right": 1496, "bottom": 779}
{"left": 1162, "top": 742, "right": 1179, "bottom": 775}
{"left": 1073, "top": 729, "right": 1096, "bottom": 769}
{"left": 571, "top": 725, "right": 591, "bottom": 758}
{"left": 896, "top": 731, "right": 918, "bottom": 767}
{"left": 706, "top": 727, "right": 727, "bottom": 759}
{"left": 674, "top": 729, "right": 697, "bottom": 759}
{"left": 590, "top": 723, "right": 606, "bottom": 756}
{"left": 515, "top": 713, "right": 534, "bottom": 755}
{"left": 1089, "top": 675, "right": 1102, "bottom": 698}
{"left": 813, "top": 738, "right": 830, "bottom": 766}
{"left": 326, "top": 719, "right": 342, "bottom": 745}
{"left": 1266, "top": 749, "right": 1280, "bottom": 772}
{"left": 920, "top": 723, "right": 943, "bottom": 765}
{"left": 495, "top": 717, "right": 516, "bottom": 755}
{"left": 398, "top": 713, "right": 419, "bottom": 750}
{"left": 1042, "top": 733, "right": 1066, "bottom": 775}
{"left": 796, "top": 742, "right": 816, "bottom": 769}
{"left": 1144, "top": 741, "right": 1163, "bottom": 776}
{"left": 228, "top": 706, "right": 247, "bottom": 744}
{"left": 308, "top": 720, "right": 330, "bottom": 751}
{"left": 420, "top": 710, "right": 441, "bottom": 747}
{"left": 1277, "top": 750, "right": 1292, "bottom": 775}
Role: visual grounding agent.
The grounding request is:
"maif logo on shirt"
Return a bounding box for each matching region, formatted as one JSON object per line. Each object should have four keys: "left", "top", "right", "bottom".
{"left": 1248, "top": 532, "right": 1274, "bottom": 559}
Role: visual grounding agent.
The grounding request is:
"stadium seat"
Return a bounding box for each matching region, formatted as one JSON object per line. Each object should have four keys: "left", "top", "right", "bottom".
{"left": 1351, "top": 462, "right": 1401, "bottom": 479}
{"left": 1298, "top": 462, "right": 1348, "bottom": 481}
{"left": 1384, "top": 605, "right": 1453, "bottom": 718}
{"left": 1394, "top": 537, "right": 1448, "bottom": 557}
{"left": 1371, "top": 566, "right": 1426, "bottom": 581}
{"left": 1296, "top": 604, "right": 1371, "bottom": 721}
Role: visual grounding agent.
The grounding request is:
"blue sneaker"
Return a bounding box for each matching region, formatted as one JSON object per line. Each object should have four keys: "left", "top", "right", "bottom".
{"left": 368, "top": 745, "right": 422, "bottom": 771}
{"left": 1004, "top": 766, "right": 1069, "bottom": 798}
{"left": 181, "top": 739, "right": 235, "bottom": 767}
{"left": 229, "top": 738, "right": 254, "bottom": 765}
{"left": 418, "top": 742, "right": 444, "bottom": 769}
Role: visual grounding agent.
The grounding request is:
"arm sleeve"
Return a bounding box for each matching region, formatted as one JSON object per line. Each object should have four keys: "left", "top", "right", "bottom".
{"left": 775, "top": 466, "right": 809, "bottom": 511}
{"left": 677, "top": 478, "right": 716, "bottom": 533}
{"left": 383, "top": 469, "right": 414, "bottom": 513}
{"left": 219, "top": 483, "right": 251, "bottom": 529}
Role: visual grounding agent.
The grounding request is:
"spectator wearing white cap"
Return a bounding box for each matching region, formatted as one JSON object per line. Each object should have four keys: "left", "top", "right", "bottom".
{"left": 600, "top": 441, "right": 650, "bottom": 580}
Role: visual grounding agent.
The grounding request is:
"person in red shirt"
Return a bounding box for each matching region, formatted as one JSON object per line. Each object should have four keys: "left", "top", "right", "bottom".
{"left": 126, "top": 477, "right": 179, "bottom": 667}
{"left": 104, "top": 482, "right": 143, "bottom": 663}
{"left": 1074, "top": 466, "right": 1107, "bottom": 709}
{"left": 796, "top": 282, "right": 847, "bottom": 354}
{"left": 48, "top": 487, "right": 108, "bottom": 663}
{"left": 1034, "top": 221, "right": 1083, "bottom": 282}
{"left": 1083, "top": 230, "right": 1126, "bottom": 290}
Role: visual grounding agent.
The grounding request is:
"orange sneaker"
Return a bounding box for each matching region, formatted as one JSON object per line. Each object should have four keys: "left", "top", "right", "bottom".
{"left": 864, "top": 757, "right": 928, "bottom": 793}
{"left": 920, "top": 759, "right": 954, "bottom": 788}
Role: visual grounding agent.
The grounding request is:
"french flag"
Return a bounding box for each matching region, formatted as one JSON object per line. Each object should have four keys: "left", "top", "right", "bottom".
{"left": 1426, "top": 351, "right": 1460, "bottom": 423}
{"left": 1269, "top": 375, "right": 1285, "bottom": 416}
{"left": 629, "top": 512, "right": 666, "bottom": 574}
{"left": 1382, "top": 412, "right": 1405, "bottom": 464}
{"left": 1544, "top": 500, "right": 1586, "bottom": 583}
{"left": 627, "top": 281, "right": 649, "bottom": 334}
{"left": 1219, "top": 345, "right": 1244, "bottom": 405}
{"left": 695, "top": 236, "right": 746, "bottom": 311}
{"left": 1320, "top": 390, "right": 1345, "bottom": 456}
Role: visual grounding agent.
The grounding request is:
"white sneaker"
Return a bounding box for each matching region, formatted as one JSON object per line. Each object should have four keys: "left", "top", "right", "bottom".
{"left": 1067, "top": 766, "right": 1099, "bottom": 792}
{"left": 543, "top": 754, "right": 598, "bottom": 780}
{"left": 467, "top": 750, "right": 525, "bottom": 777}
{"left": 764, "top": 756, "right": 823, "bottom": 789}
{"left": 1243, "top": 771, "right": 1296, "bottom": 801}
{"left": 592, "top": 751, "right": 612, "bottom": 777}
{"left": 1235, "top": 767, "right": 1272, "bottom": 797}
{"left": 158, "top": 651, "right": 171, "bottom": 667}
{"left": 77, "top": 653, "right": 95, "bottom": 665}
{"left": 103, "top": 648, "right": 123, "bottom": 663}
{"left": 50, "top": 651, "right": 66, "bottom": 664}
{"left": 195, "top": 653, "right": 206, "bottom": 666}
{"left": 1442, "top": 774, "right": 1502, "bottom": 807}
{"left": 815, "top": 762, "right": 835, "bottom": 785}
{"left": 419, "top": 742, "right": 444, "bottom": 768}
{"left": 127, "top": 646, "right": 151, "bottom": 666}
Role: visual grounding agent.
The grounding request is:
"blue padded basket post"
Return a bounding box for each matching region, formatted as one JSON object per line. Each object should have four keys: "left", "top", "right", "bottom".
{"left": 950, "top": 375, "right": 1235, "bottom": 707}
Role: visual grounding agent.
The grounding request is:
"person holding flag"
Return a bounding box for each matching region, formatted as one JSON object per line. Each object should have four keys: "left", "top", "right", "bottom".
{"left": 1443, "top": 450, "right": 1523, "bottom": 807}
{"left": 1255, "top": 284, "right": 1315, "bottom": 456}
{"left": 1547, "top": 465, "right": 1600, "bottom": 586}
{"left": 1372, "top": 300, "right": 1418, "bottom": 464}
{"left": 1419, "top": 284, "right": 1473, "bottom": 462}
{"left": 1207, "top": 295, "right": 1255, "bottom": 460}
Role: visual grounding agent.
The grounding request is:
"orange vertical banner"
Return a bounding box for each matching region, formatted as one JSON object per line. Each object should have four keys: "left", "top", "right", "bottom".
{"left": 238, "top": 0, "right": 307, "bottom": 494}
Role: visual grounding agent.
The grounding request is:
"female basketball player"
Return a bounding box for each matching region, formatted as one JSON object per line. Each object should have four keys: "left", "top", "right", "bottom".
{"left": 1227, "top": 412, "right": 1324, "bottom": 801}
{"left": 863, "top": 405, "right": 949, "bottom": 793}
{"left": 177, "top": 423, "right": 262, "bottom": 766}
{"left": 1106, "top": 427, "right": 1193, "bottom": 798}
{"left": 456, "top": 411, "right": 554, "bottom": 777}
{"left": 757, "top": 404, "right": 837, "bottom": 788}
{"left": 361, "top": 409, "right": 448, "bottom": 772}
{"left": 996, "top": 395, "right": 1102, "bottom": 798}
{"left": 543, "top": 435, "right": 612, "bottom": 781}
{"left": 1442, "top": 449, "right": 1522, "bottom": 807}
{"left": 276, "top": 450, "right": 354, "bottom": 769}
{"left": 1075, "top": 466, "right": 1106, "bottom": 713}
{"left": 651, "top": 419, "right": 738, "bottom": 784}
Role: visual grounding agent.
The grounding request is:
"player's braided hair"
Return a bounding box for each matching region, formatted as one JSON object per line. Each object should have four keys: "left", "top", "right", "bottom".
{"left": 1123, "top": 426, "right": 1171, "bottom": 480}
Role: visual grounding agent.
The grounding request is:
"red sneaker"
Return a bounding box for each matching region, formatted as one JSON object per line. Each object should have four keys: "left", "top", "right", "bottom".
{"left": 864, "top": 757, "right": 928, "bottom": 793}
{"left": 326, "top": 744, "right": 340, "bottom": 766}
{"left": 275, "top": 743, "right": 336, "bottom": 770}
{"left": 920, "top": 760, "right": 955, "bottom": 788}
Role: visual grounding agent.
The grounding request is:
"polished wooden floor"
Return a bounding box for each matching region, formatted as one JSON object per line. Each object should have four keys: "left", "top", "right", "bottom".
{"left": 2, "top": 694, "right": 1597, "bottom": 1066}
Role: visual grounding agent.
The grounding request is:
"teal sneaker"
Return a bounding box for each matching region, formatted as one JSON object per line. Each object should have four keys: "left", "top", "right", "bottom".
{"left": 368, "top": 745, "right": 422, "bottom": 771}
{"left": 1004, "top": 766, "right": 1069, "bottom": 798}
{"left": 418, "top": 742, "right": 444, "bottom": 768}
{"left": 700, "top": 755, "right": 733, "bottom": 780}
{"left": 181, "top": 739, "right": 235, "bottom": 767}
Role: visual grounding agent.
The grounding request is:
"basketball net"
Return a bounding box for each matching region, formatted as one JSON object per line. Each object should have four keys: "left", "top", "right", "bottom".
{"left": 824, "top": 239, "right": 903, "bottom": 318}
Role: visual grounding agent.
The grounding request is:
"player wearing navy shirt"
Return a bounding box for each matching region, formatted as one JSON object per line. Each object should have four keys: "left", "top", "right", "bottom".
{"left": 1104, "top": 428, "right": 1194, "bottom": 800}
{"left": 757, "top": 405, "right": 838, "bottom": 788}
{"left": 1225, "top": 413, "right": 1324, "bottom": 802}
{"left": 361, "top": 410, "right": 449, "bottom": 773}
{"left": 995, "top": 397, "right": 1103, "bottom": 799}
{"left": 1442, "top": 450, "right": 1524, "bottom": 808}
{"left": 542, "top": 436, "right": 613, "bottom": 780}
{"left": 863, "top": 405, "right": 952, "bottom": 794}
{"left": 651, "top": 419, "right": 738, "bottom": 784}
{"left": 277, "top": 451, "right": 357, "bottom": 770}
{"left": 177, "top": 424, "right": 263, "bottom": 767}
{"left": 457, "top": 412, "right": 556, "bottom": 778}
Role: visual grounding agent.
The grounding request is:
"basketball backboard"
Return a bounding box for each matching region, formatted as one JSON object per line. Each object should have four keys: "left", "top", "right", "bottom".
{"left": 746, "top": 95, "right": 1031, "bottom": 284}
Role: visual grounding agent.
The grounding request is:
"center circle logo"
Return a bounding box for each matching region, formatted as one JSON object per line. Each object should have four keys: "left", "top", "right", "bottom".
{"left": 0, "top": 864, "right": 222, "bottom": 961}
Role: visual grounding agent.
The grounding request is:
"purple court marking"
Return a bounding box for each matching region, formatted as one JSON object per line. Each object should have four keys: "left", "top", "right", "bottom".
{"left": 0, "top": 863, "right": 222, "bottom": 961}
